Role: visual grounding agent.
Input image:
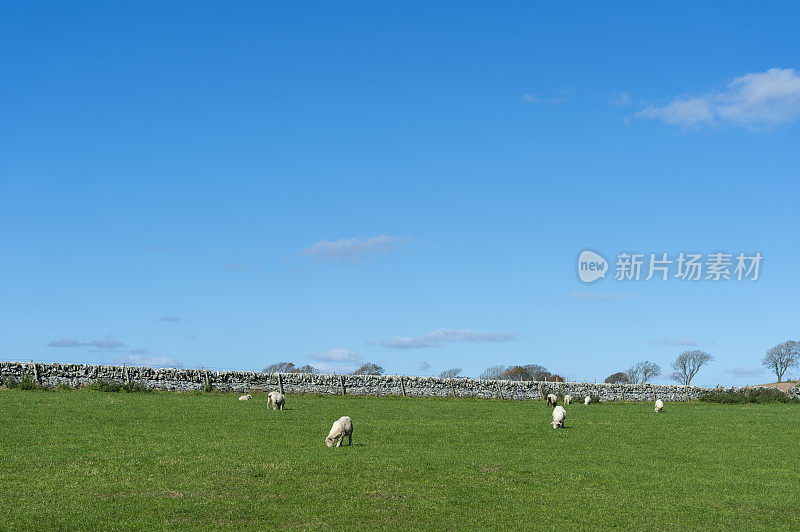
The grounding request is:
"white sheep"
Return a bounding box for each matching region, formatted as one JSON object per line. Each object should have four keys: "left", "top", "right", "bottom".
{"left": 268, "top": 391, "right": 285, "bottom": 410}
{"left": 325, "top": 416, "right": 353, "bottom": 447}
{"left": 654, "top": 399, "right": 664, "bottom": 413}
{"left": 563, "top": 394, "right": 572, "bottom": 405}
{"left": 238, "top": 394, "right": 252, "bottom": 401}
{"left": 546, "top": 394, "right": 558, "bottom": 407}
{"left": 551, "top": 405, "right": 567, "bottom": 429}
{"left": 584, "top": 396, "right": 591, "bottom": 405}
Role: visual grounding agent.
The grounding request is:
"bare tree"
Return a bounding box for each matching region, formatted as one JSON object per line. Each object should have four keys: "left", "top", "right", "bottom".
{"left": 625, "top": 361, "right": 662, "bottom": 384}
{"left": 670, "top": 350, "right": 713, "bottom": 386}
{"left": 352, "top": 363, "right": 384, "bottom": 375}
{"left": 604, "top": 372, "right": 628, "bottom": 384}
{"left": 438, "top": 367, "right": 463, "bottom": 379}
{"left": 263, "top": 362, "right": 296, "bottom": 373}
{"left": 761, "top": 340, "right": 800, "bottom": 382}
{"left": 623, "top": 365, "right": 641, "bottom": 385}
{"left": 480, "top": 365, "right": 506, "bottom": 380}
{"left": 296, "top": 365, "right": 319, "bottom": 374}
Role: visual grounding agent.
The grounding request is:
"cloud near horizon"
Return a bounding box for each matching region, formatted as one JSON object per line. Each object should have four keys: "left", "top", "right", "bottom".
{"left": 48, "top": 338, "right": 124, "bottom": 349}
{"left": 302, "top": 235, "right": 415, "bottom": 263}
{"left": 638, "top": 67, "right": 800, "bottom": 129}
{"left": 381, "top": 328, "right": 518, "bottom": 349}
{"left": 114, "top": 353, "right": 182, "bottom": 368}
{"left": 721, "top": 367, "right": 765, "bottom": 377}
{"left": 307, "top": 348, "right": 363, "bottom": 372}
{"left": 158, "top": 316, "right": 181, "bottom": 322}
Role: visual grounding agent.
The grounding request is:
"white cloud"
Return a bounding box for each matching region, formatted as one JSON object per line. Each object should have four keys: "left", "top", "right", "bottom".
{"left": 568, "top": 291, "right": 631, "bottom": 302}
{"left": 638, "top": 68, "right": 800, "bottom": 129}
{"left": 114, "top": 353, "right": 182, "bottom": 368}
{"left": 381, "top": 328, "right": 518, "bottom": 349}
{"left": 647, "top": 337, "right": 702, "bottom": 347}
{"left": 158, "top": 316, "right": 181, "bottom": 323}
{"left": 302, "top": 235, "right": 415, "bottom": 263}
{"left": 722, "top": 367, "right": 765, "bottom": 377}
{"left": 417, "top": 360, "right": 431, "bottom": 371}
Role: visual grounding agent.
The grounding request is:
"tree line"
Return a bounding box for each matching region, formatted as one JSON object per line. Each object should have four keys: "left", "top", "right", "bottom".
{"left": 263, "top": 340, "right": 799, "bottom": 384}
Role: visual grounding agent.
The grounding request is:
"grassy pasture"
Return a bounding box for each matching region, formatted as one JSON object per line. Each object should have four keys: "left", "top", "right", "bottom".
{"left": 1, "top": 389, "right": 798, "bottom": 530}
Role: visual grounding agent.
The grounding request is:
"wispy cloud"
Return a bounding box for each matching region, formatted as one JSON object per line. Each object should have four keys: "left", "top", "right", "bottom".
{"left": 607, "top": 92, "right": 632, "bottom": 107}
{"left": 418, "top": 360, "right": 431, "bottom": 371}
{"left": 114, "top": 353, "right": 181, "bottom": 368}
{"left": 47, "top": 338, "right": 82, "bottom": 347}
{"left": 647, "top": 337, "right": 702, "bottom": 347}
{"left": 307, "top": 348, "right": 363, "bottom": 372}
{"left": 722, "top": 367, "right": 765, "bottom": 377}
{"left": 309, "top": 348, "right": 362, "bottom": 363}
{"left": 568, "top": 291, "right": 631, "bottom": 302}
{"left": 381, "top": 328, "right": 518, "bottom": 349}
{"left": 47, "top": 338, "right": 124, "bottom": 349}
{"left": 638, "top": 67, "right": 800, "bottom": 130}
{"left": 522, "top": 89, "right": 571, "bottom": 104}
{"left": 302, "top": 235, "right": 415, "bottom": 264}
{"left": 158, "top": 316, "right": 182, "bottom": 323}
{"left": 220, "top": 263, "right": 260, "bottom": 271}
{"left": 86, "top": 339, "right": 124, "bottom": 349}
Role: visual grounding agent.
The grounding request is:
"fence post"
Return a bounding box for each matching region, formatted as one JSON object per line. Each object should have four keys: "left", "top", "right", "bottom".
{"left": 449, "top": 378, "right": 455, "bottom": 398}
{"left": 399, "top": 375, "right": 406, "bottom": 397}
{"left": 339, "top": 375, "right": 345, "bottom": 396}
{"left": 31, "top": 360, "right": 39, "bottom": 385}
{"left": 277, "top": 373, "right": 284, "bottom": 395}
{"left": 203, "top": 367, "right": 211, "bottom": 391}
{"left": 495, "top": 381, "right": 504, "bottom": 400}
{"left": 123, "top": 363, "right": 129, "bottom": 385}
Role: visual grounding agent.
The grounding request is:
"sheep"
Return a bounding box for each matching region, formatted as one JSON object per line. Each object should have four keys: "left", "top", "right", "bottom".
{"left": 564, "top": 394, "right": 572, "bottom": 405}
{"left": 584, "top": 396, "right": 591, "bottom": 405}
{"left": 654, "top": 399, "right": 664, "bottom": 413}
{"left": 325, "top": 416, "right": 353, "bottom": 447}
{"left": 238, "top": 394, "right": 252, "bottom": 401}
{"left": 546, "top": 394, "right": 558, "bottom": 407}
{"left": 267, "top": 391, "right": 285, "bottom": 411}
{"left": 551, "top": 405, "right": 567, "bottom": 429}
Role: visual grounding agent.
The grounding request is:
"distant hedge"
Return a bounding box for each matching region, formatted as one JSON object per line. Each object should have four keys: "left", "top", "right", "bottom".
{"left": 699, "top": 387, "right": 800, "bottom": 404}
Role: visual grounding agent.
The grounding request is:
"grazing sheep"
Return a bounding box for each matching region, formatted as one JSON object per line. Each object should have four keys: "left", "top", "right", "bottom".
{"left": 267, "top": 391, "right": 285, "bottom": 410}
{"left": 546, "top": 394, "right": 558, "bottom": 407}
{"left": 654, "top": 399, "right": 664, "bottom": 413}
{"left": 564, "top": 394, "right": 572, "bottom": 405}
{"left": 325, "top": 416, "right": 353, "bottom": 447}
{"left": 584, "top": 396, "right": 591, "bottom": 405}
{"left": 551, "top": 405, "right": 567, "bottom": 429}
{"left": 238, "top": 394, "right": 252, "bottom": 401}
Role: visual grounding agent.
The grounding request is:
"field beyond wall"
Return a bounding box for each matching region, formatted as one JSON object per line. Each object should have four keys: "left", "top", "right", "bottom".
{"left": 1, "top": 389, "right": 798, "bottom": 530}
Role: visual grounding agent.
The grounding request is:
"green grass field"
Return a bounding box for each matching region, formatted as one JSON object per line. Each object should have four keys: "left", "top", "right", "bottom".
{"left": 1, "top": 388, "right": 798, "bottom": 530}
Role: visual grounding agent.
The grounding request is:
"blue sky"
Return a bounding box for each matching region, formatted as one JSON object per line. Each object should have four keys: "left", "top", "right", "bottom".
{"left": 2, "top": 2, "right": 799, "bottom": 386}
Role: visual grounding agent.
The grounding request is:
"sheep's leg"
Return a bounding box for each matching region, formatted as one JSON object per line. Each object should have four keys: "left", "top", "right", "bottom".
{"left": 348, "top": 433, "right": 352, "bottom": 446}
{"left": 336, "top": 436, "right": 342, "bottom": 448}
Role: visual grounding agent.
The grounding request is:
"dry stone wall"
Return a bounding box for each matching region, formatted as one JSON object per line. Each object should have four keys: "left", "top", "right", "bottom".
{"left": 0, "top": 361, "right": 741, "bottom": 401}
